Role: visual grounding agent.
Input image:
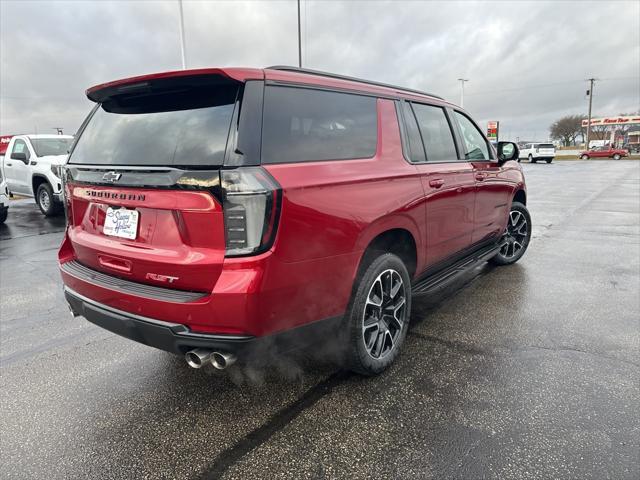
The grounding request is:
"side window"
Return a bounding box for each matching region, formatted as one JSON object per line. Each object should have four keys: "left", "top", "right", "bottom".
{"left": 261, "top": 86, "right": 377, "bottom": 164}
{"left": 12, "top": 140, "right": 30, "bottom": 161}
{"left": 412, "top": 103, "right": 458, "bottom": 161}
{"left": 400, "top": 101, "right": 426, "bottom": 163}
{"left": 453, "top": 111, "right": 490, "bottom": 160}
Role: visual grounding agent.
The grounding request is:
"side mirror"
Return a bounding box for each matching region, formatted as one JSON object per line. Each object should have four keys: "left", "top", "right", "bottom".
{"left": 497, "top": 142, "right": 519, "bottom": 164}
{"left": 11, "top": 151, "right": 28, "bottom": 163}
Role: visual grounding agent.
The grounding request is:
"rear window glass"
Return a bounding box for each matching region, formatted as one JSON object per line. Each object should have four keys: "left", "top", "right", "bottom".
{"left": 411, "top": 103, "right": 458, "bottom": 161}
{"left": 261, "top": 86, "right": 377, "bottom": 164}
{"left": 30, "top": 137, "right": 73, "bottom": 157}
{"left": 537, "top": 144, "right": 555, "bottom": 148}
{"left": 69, "top": 86, "right": 238, "bottom": 167}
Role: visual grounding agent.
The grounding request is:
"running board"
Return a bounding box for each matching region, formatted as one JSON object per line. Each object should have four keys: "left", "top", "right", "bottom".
{"left": 411, "top": 242, "right": 503, "bottom": 296}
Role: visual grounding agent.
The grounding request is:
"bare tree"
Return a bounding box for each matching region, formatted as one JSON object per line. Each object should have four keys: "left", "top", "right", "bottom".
{"left": 590, "top": 124, "right": 609, "bottom": 141}
{"left": 550, "top": 115, "right": 585, "bottom": 146}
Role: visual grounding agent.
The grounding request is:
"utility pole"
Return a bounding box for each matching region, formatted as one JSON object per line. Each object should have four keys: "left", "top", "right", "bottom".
{"left": 178, "top": 0, "right": 187, "bottom": 69}
{"left": 297, "top": 0, "right": 302, "bottom": 68}
{"left": 585, "top": 78, "right": 596, "bottom": 150}
{"left": 457, "top": 78, "right": 469, "bottom": 108}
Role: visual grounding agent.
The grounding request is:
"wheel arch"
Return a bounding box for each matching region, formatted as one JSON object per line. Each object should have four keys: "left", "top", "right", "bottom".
{"left": 355, "top": 225, "right": 419, "bottom": 281}
{"left": 32, "top": 174, "right": 50, "bottom": 196}
{"left": 513, "top": 188, "right": 526, "bottom": 206}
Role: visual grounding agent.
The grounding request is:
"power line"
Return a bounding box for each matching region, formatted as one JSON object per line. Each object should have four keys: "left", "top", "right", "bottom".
{"left": 464, "top": 76, "right": 639, "bottom": 97}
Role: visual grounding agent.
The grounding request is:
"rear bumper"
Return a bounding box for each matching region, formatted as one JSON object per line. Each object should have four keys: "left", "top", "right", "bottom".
{"left": 65, "top": 286, "right": 342, "bottom": 356}
{"left": 65, "top": 287, "right": 256, "bottom": 355}
{"left": 59, "top": 229, "right": 360, "bottom": 336}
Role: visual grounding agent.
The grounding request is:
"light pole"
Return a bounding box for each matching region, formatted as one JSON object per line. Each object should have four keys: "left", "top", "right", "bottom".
{"left": 178, "top": 0, "right": 187, "bottom": 69}
{"left": 297, "top": 0, "right": 302, "bottom": 68}
{"left": 457, "top": 78, "right": 469, "bottom": 108}
{"left": 585, "top": 78, "right": 596, "bottom": 149}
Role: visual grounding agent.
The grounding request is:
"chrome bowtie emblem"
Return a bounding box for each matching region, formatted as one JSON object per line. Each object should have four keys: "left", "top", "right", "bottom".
{"left": 102, "top": 171, "right": 122, "bottom": 182}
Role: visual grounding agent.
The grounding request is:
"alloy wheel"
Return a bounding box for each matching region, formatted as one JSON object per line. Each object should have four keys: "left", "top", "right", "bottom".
{"left": 500, "top": 209, "right": 528, "bottom": 259}
{"left": 362, "top": 269, "right": 407, "bottom": 359}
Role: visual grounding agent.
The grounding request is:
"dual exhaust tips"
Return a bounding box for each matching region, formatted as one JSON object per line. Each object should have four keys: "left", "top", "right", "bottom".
{"left": 185, "top": 348, "right": 237, "bottom": 370}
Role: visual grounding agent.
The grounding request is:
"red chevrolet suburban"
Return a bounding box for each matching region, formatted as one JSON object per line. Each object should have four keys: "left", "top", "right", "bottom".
{"left": 59, "top": 66, "right": 530, "bottom": 375}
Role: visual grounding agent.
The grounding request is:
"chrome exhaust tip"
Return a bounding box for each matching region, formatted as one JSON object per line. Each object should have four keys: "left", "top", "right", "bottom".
{"left": 212, "top": 351, "right": 237, "bottom": 370}
{"left": 185, "top": 348, "right": 213, "bottom": 369}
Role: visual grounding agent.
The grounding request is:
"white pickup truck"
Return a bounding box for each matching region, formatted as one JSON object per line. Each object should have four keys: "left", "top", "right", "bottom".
{"left": 1, "top": 134, "right": 74, "bottom": 216}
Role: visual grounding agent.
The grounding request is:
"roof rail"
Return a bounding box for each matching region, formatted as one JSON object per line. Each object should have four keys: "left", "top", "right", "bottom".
{"left": 266, "top": 66, "right": 444, "bottom": 100}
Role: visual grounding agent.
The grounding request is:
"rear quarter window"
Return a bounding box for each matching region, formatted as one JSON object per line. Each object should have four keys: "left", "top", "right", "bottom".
{"left": 261, "top": 86, "right": 377, "bottom": 164}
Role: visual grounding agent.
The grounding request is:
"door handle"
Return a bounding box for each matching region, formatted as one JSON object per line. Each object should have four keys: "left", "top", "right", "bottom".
{"left": 475, "top": 172, "right": 487, "bottom": 181}
{"left": 5, "top": 163, "right": 12, "bottom": 167}
{"left": 428, "top": 178, "right": 445, "bottom": 188}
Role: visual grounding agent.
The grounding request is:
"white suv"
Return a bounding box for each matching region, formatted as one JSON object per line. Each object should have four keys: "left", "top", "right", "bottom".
{"left": 1, "top": 135, "right": 73, "bottom": 216}
{"left": 519, "top": 143, "right": 555, "bottom": 163}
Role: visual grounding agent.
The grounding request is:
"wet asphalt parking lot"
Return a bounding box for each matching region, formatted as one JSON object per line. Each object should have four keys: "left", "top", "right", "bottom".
{"left": 1, "top": 160, "right": 639, "bottom": 479}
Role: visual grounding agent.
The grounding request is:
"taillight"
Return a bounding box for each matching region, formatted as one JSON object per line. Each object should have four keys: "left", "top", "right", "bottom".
{"left": 220, "top": 167, "right": 281, "bottom": 257}
{"left": 62, "top": 168, "right": 74, "bottom": 226}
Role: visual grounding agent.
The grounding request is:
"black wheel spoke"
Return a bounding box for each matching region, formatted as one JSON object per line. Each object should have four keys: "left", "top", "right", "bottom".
{"left": 373, "top": 331, "right": 385, "bottom": 357}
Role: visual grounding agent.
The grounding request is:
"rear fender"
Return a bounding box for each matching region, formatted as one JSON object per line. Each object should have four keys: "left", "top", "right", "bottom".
{"left": 354, "top": 213, "right": 424, "bottom": 274}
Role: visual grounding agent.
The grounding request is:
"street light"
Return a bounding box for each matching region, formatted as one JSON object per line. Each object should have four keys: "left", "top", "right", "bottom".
{"left": 178, "top": 0, "right": 187, "bottom": 69}
{"left": 457, "top": 78, "right": 469, "bottom": 108}
{"left": 297, "top": 0, "right": 302, "bottom": 68}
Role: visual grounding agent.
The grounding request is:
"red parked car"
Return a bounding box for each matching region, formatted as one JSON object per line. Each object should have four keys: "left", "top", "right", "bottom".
{"left": 579, "top": 145, "right": 628, "bottom": 159}
{"left": 59, "top": 66, "right": 530, "bottom": 375}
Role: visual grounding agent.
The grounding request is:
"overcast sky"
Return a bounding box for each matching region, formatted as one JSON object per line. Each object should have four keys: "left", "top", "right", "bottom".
{"left": 1, "top": 0, "right": 639, "bottom": 141}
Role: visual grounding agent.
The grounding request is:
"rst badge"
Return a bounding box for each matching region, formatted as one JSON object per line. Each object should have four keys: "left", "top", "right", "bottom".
{"left": 145, "top": 273, "right": 179, "bottom": 284}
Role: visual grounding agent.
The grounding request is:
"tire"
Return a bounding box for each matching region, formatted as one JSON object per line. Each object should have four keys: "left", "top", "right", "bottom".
{"left": 36, "top": 183, "right": 61, "bottom": 217}
{"left": 528, "top": 154, "right": 536, "bottom": 163}
{"left": 0, "top": 207, "right": 7, "bottom": 224}
{"left": 344, "top": 253, "right": 411, "bottom": 376}
{"left": 490, "top": 202, "right": 532, "bottom": 266}
{"left": 546, "top": 158, "right": 553, "bottom": 164}
{"left": 613, "top": 154, "right": 621, "bottom": 160}
{"left": 581, "top": 154, "right": 589, "bottom": 160}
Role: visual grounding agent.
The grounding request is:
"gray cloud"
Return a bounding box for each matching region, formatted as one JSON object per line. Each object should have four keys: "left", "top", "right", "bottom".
{"left": 1, "top": 0, "right": 639, "bottom": 141}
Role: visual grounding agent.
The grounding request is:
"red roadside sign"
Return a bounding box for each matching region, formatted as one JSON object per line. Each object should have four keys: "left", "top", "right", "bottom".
{"left": 0, "top": 135, "right": 13, "bottom": 155}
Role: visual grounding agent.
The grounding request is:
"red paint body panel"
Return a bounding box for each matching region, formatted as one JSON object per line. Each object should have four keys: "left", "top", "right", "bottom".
{"left": 60, "top": 66, "right": 527, "bottom": 342}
